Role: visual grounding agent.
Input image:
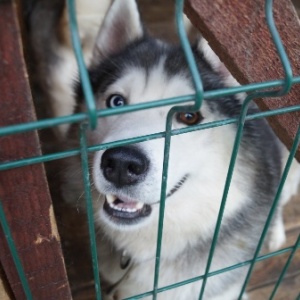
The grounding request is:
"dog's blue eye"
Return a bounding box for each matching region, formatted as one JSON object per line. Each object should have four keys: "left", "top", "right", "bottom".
{"left": 106, "top": 94, "right": 126, "bottom": 108}
{"left": 176, "top": 112, "right": 203, "bottom": 126}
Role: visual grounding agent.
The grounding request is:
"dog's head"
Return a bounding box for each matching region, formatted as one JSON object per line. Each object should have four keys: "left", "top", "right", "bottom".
{"left": 76, "top": 0, "right": 255, "bottom": 259}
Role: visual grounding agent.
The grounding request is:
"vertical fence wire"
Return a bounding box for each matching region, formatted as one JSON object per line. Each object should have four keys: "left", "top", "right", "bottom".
{"left": 0, "top": 201, "right": 33, "bottom": 300}
{"left": 197, "top": 0, "right": 294, "bottom": 297}
{"left": 175, "top": 0, "right": 203, "bottom": 110}
{"left": 235, "top": 0, "right": 295, "bottom": 296}
{"left": 151, "top": 110, "right": 173, "bottom": 300}
{"left": 237, "top": 124, "right": 300, "bottom": 299}
{"left": 79, "top": 123, "right": 102, "bottom": 300}
{"left": 197, "top": 86, "right": 253, "bottom": 300}
{"left": 152, "top": 0, "right": 205, "bottom": 298}
{"left": 265, "top": 0, "right": 293, "bottom": 94}
{"left": 66, "top": 0, "right": 98, "bottom": 130}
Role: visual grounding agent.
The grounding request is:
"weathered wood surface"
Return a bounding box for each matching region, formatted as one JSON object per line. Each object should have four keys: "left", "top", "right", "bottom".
{"left": 0, "top": 1, "right": 72, "bottom": 299}
{"left": 185, "top": 0, "right": 300, "bottom": 161}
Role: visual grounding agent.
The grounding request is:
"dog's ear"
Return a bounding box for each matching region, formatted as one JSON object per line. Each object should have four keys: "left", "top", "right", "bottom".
{"left": 197, "top": 38, "right": 242, "bottom": 87}
{"left": 91, "top": 0, "right": 143, "bottom": 63}
{"left": 197, "top": 38, "right": 227, "bottom": 76}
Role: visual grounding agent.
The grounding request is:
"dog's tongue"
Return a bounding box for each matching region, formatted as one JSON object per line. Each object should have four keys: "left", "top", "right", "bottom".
{"left": 106, "top": 194, "right": 144, "bottom": 211}
{"left": 114, "top": 198, "right": 143, "bottom": 209}
{"left": 104, "top": 194, "right": 152, "bottom": 222}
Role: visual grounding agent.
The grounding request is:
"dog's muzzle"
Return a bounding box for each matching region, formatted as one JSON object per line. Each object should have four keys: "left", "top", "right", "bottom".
{"left": 99, "top": 146, "right": 188, "bottom": 226}
{"left": 100, "top": 146, "right": 151, "bottom": 225}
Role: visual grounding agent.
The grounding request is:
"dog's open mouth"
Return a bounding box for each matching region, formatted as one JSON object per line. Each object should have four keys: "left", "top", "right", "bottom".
{"left": 103, "top": 194, "right": 152, "bottom": 224}
{"left": 103, "top": 175, "right": 189, "bottom": 225}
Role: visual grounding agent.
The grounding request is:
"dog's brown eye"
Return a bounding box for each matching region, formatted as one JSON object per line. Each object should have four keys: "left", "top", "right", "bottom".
{"left": 176, "top": 112, "right": 202, "bottom": 126}
{"left": 106, "top": 94, "right": 127, "bottom": 108}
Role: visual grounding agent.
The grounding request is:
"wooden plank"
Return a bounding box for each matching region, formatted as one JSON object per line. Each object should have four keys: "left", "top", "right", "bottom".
{"left": 0, "top": 1, "right": 72, "bottom": 299}
{"left": 185, "top": 0, "right": 300, "bottom": 161}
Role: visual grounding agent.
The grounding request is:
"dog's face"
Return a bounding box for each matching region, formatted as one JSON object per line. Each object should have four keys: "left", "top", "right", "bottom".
{"left": 88, "top": 68, "right": 239, "bottom": 260}
{"left": 79, "top": 0, "right": 250, "bottom": 260}
{"left": 90, "top": 63, "right": 227, "bottom": 226}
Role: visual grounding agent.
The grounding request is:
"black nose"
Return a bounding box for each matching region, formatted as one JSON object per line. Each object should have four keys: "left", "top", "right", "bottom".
{"left": 101, "top": 147, "right": 149, "bottom": 187}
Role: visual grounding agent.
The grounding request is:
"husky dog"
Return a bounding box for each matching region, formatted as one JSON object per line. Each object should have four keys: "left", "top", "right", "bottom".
{"left": 58, "top": 0, "right": 300, "bottom": 299}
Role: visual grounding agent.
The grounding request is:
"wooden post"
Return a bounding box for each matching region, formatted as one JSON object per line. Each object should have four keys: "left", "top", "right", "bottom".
{"left": 185, "top": 0, "right": 300, "bottom": 161}
{"left": 0, "top": 1, "right": 72, "bottom": 298}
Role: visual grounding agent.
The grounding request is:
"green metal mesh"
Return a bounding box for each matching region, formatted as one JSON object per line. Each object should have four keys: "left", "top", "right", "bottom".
{"left": 0, "top": 0, "right": 300, "bottom": 299}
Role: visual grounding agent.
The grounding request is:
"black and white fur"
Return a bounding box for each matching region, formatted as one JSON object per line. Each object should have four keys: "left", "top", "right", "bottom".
{"left": 60, "top": 1, "right": 300, "bottom": 299}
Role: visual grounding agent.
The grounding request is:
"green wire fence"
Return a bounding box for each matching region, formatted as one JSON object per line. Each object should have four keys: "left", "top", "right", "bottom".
{"left": 0, "top": 0, "right": 300, "bottom": 299}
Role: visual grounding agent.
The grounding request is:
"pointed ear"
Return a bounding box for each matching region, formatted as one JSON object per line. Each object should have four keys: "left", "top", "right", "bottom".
{"left": 92, "top": 0, "right": 143, "bottom": 63}
{"left": 183, "top": 15, "right": 200, "bottom": 44}
{"left": 197, "top": 38, "right": 226, "bottom": 75}
{"left": 197, "top": 38, "right": 246, "bottom": 101}
{"left": 197, "top": 38, "right": 241, "bottom": 83}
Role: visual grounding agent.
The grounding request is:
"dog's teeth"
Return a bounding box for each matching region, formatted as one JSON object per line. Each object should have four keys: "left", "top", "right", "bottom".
{"left": 136, "top": 202, "right": 144, "bottom": 210}
{"left": 122, "top": 207, "right": 135, "bottom": 213}
{"left": 106, "top": 194, "right": 117, "bottom": 204}
{"left": 106, "top": 195, "right": 145, "bottom": 214}
{"left": 109, "top": 202, "right": 122, "bottom": 211}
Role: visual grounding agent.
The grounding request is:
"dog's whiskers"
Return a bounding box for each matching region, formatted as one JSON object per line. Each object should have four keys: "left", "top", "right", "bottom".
{"left": 148, "top": 174, "right": 190, "bottom": 206}
{"left": 166, "top": 174, "right": 189, "bottom": 198}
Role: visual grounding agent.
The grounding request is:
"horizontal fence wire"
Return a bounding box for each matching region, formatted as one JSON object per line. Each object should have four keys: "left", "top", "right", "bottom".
{"left": 0, "top": 0, "right": 299, "bottom": 299}
{"left": 122, "top": 243, "right": 300, "bottom": 299}
{"left": 0, "top": 104, "right": 299, "bottom": 172}
{"left": 0, "top": 77, "right": 300, "bottom": 138}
